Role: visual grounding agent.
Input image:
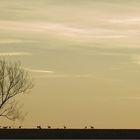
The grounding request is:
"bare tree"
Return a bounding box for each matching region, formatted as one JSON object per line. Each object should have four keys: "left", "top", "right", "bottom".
{"left": 0, "top": 59, "right": 33, "bottom": 121}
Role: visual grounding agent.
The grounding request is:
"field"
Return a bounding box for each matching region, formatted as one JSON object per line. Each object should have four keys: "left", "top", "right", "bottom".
{"left": 0, "top": 129, "right": 140, "bottom": 139}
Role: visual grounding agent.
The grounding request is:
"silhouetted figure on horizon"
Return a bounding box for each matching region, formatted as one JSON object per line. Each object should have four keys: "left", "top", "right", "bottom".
{"left": 3, "top": 126, "right": 8, "bottom": 129}
{"left": 64, "top": 126, "right": 66, "bottom": 129}
{"left": 90, "top": 126, "right": 94, "bottom": 129}
{"left": 48, "top": 126, "right": 51, "bottom": 129}
{"left": 37, "top": 125, "right": 41, "bottom": 129}
{"left": 19, "top": 126, "right": 22, "bottom": 128}
{"left": 85, "top": 126, "right": 87, "bottom": 129}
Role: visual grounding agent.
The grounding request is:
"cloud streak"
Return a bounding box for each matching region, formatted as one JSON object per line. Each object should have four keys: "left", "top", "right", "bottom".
{"left": 109, "top": 17, "right": 140, "bottom": 24}
{"left": 33, "top": 74, "right": 93, "bottom": 78}
{"left": 0, "top": 39, "right": 24, "bottom": 44}
{"left": 26, "top": 68, "right": 55, "bottom": 74}
{"left": 0, "top": 20, "right": 128, "bottom": 42}
{"left": 121, "top": 96, "right": 140, "bottom": 100}
{"left": 130, "top": 55, "right": 140, "bottom": 65}
{"left": 0, "top": 52, "right": 32, "bottom": 56}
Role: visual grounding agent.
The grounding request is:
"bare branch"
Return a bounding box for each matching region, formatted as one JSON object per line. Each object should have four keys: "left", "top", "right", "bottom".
{"left": 0, "top": 59, "right": 33, "bottom": 121}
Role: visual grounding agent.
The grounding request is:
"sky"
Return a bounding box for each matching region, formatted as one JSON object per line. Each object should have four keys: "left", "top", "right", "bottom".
{"left": 1, "top": 0, "right": 140, "bottom": 129}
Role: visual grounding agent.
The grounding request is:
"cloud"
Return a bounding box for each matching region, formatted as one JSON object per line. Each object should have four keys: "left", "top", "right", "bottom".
{"left": 0, "top": 52, "right": 32, "bottom": 56}
{"left": 109, "top": 17, "right": 140, "bottom": 24}
{"left": 0, "top": 39, "right": 24, "bottom": 44}
{"left": 0, "top": 20, "right": 127, "bottom": 41}
{"left": 0, "top": 20, "right": 84, "bottom": 33}
{"left": 121, "top": 96, "right": 140, "bottom": 100}
{"left": 130, "top": 55, "right": 140, "bottom": 65}
{"left": 34, "top": 74, "right": 68, "bottom": 78}
{"left": 33, "top": 72, "right": 122, "bottom": 82}
{"left": 26, "top": 68, "right": 55, "bottom": 74}
{"left": 34, "top": 74, "right": 93, "bottom": 79}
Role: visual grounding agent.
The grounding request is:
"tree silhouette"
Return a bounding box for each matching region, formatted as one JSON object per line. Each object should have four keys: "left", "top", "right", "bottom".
{"left": 0, "top": 59, "right": 33, "bottom": 121}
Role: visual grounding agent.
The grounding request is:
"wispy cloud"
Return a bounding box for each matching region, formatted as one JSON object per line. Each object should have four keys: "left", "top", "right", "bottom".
{"left": 0, "top": 39, "right": 24, "bottom": 44}
{"left": 34, "top": 73, "right": 106, "bottom": 79}
{"left": 0, "top": 20, "right": 84, "bottom": 33}
{"left": 34, "top": 74, "right": 68, "bottom": 78}
{"left": 26, "top": 68, "right": 55, "bottom": 74}
{"left": 0, "top": 52, "right": 32, "bottom": 56}
{"left": 121, "top": 96, "right": 140, "bottom": 100}
{"left": 130, "top": 55, "right": 140, "bottom": 65}
{"left": 33, "top": 72, "right": 123, "bottom": 82}
{"left": 0, "top": 20, "right": 128, "bottom": 41}
{"left": 34, "top": 74, "right": 93, "bottom": 78}
{"left": 109, "top": 17, "right": 140, "bottom": 24}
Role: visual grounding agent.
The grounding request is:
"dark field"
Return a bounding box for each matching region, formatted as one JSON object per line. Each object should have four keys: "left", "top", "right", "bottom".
{"left": 0, "top": 129, "right": 140, "bottom": 139}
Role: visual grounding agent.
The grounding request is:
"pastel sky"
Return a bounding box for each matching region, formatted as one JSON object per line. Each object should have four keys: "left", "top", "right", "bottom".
{"left": 1, "top": 0, "right": 140, "bottom": 129}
